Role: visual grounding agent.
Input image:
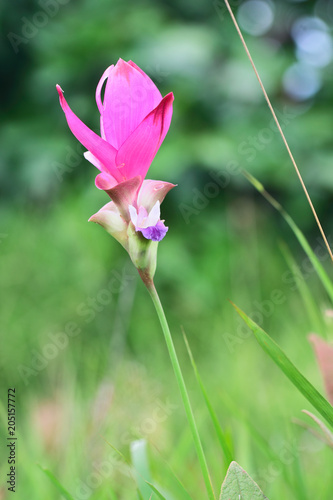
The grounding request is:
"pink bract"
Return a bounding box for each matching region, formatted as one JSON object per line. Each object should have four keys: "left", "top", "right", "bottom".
{"left": 56, "top": 58, "right": 174, "bottom": 192}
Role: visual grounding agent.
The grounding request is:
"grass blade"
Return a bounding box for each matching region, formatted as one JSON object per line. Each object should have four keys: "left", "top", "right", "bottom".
{"left": 302, "top": 410, "right": 333, "bottom": 448}
{"left": 243, "top": 171, "right": 333, "bottom": 303}
{"left": 231, "top": 302, "right": 333, "bottom": 428}
{"left": 182, "top": 329, "right": 234, "bottom": 467}
{"left": 38, "top": 465, "right": 75, "bottom": 500}
{"left": 279, "top": 241, "right": 326, "bottom": 337}
{"left": 150, "top": 444, "right": 194, "bottom": 500}
{"left": 218, "top": 391, "right": 298, "bottom": 495}
{"left": 146, "top": 482, "right": 167, "bottom": 500}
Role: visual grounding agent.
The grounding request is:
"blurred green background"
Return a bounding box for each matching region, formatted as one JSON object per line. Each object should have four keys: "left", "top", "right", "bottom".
{"left": 1, "top": 0, "right": 333, "bottom": 498}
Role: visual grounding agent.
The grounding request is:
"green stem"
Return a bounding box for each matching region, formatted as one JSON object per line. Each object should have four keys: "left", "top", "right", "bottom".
{"left": 147, "top": 283, "right": 216, "bottom": 500}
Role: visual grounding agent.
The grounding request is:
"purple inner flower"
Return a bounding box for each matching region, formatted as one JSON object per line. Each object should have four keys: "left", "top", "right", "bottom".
{"left": 140, "top": 221, "right": 168, "bottom": 242}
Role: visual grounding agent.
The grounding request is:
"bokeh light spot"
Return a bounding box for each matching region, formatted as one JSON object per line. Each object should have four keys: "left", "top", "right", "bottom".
{"left": 283, "top": 63, "right": 321, "bottom": 101}
{"left": 292, "top": 16, "right": 333, "bottom": 67}
{"left": 237, "top": 0, "right": 274, "bottom": 36}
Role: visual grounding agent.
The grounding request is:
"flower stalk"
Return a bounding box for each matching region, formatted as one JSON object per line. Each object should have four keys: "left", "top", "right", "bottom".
{"left": 147, "top": 282, "right": 216, "bottom": 500}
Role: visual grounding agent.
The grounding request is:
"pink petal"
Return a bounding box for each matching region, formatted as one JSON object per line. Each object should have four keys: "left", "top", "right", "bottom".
{"left": 84, "top": 152, "right": 117, "bottom": 190}
{"left": 95, "top": 65, "right": 114, "bottom": 114}
{"left": 116, "top": 93, "right": 174, "bottom": 181}
{"left": 105, "top": 176, "right": 141, "bottom": 221}
{"left": 96, "top": 65, "right": 114, "bottom": 140}
{"left": 84, "top": 151, "right": 118, "bottom": 190}
{"left": 84, "top": 151, "right": 107, "bottom": 172}
{"left": 101, "top": 59, "right": 163, "bottom": 149}
{"left": 138, "top": 180, "right": 176, "bottom": 212}
{"left": 56, "top": 85, "right": 123, "bottom": 182}
{"left": 95, "top": 172, "right": 118, "bottom": 190}
{"left": 309, "top": 334, "right": 333, "bottom": 404}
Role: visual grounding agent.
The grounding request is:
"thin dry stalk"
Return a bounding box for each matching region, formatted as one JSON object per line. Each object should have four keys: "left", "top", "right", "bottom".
{"left": 223, "top": 0, "right": 333, "bottom": 263}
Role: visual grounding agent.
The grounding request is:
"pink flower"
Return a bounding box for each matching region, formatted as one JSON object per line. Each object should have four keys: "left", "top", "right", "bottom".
{"left": 56, "top": 59, "right": 175, "bottom": 243}
{"left": 57, "top": 59, "right": 175, "bottom": 283}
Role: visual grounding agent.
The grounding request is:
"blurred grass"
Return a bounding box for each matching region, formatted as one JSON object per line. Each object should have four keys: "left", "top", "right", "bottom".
{"left": 1, "top": 0, "right": 333, "bottom": 498}
{"left": 1, "top": 183, "right": 333, "bottom": 498}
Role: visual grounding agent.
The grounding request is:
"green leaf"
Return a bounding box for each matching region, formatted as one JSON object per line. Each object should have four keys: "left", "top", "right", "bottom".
{"left": 146, "top": 481, "right": 168, "bottom": 500}
{"left": 231, "top": 302, "right": 333, "bottom": 428}
{"left": 38, "top": 465, "right": 75, "bottom": 500}
{"left": 130, "top": 439, "right": 154, "bottom": 499}
{"left": 243, "top": 170, "right": 333, "bottom": 303}
{"left": 182, "top": 329, "right": 234, "bottom": 467}
{"left": 220, "top": 461, "right": 268, "bottom": 499}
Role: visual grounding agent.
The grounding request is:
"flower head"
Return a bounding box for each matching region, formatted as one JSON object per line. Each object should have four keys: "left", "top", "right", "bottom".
{"left": 57, "top": 59, "right": 175, "bottom": 284}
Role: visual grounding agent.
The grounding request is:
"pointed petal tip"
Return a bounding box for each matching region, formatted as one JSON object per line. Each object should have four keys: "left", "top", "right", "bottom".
{"left": 115, "top": 58, "right": 128, "bottom": 70}
{"left": 88, "top": 211, "right": 107, "bottom": 223}
{"left": 165, "top": 92, "right": 174, "bottom": 102}
{"left": 56, "top": 84, "right": 120, "bottom": 181}
{"left": 56, "top": 84, "right": 66, "bottom": 108}
{"left": 88, "top": 213, "right": 104, "bottom": 226}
